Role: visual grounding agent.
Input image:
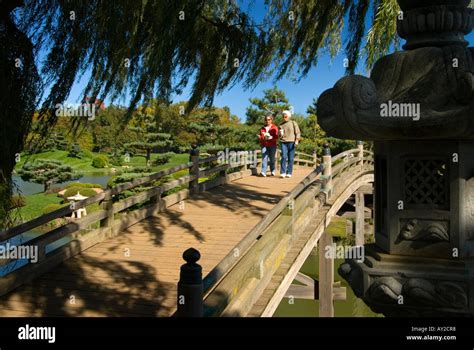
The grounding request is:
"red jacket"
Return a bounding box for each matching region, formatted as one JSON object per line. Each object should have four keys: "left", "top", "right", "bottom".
{"left": 258, "top": 124, "right": 279, "bottom": 147}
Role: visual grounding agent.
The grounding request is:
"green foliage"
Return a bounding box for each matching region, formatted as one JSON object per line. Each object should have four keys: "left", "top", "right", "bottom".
{"left": 9, "top": 195, "right": 26, "bottom": 209}
{"left": 16, "top": 192, "right": 63, "bottom": 222}
{"left": 365, "top": 0, "right": 401, "bottom": 70}
{"left": 246, "top": 87, "right": 291, "bottom": 125}
{"left": 63, "top": 187, "right": 97, "bottom": 199}
{"left": 124, "top": 110, "right": 173, "bottom": 163}
{"left": 152, "top": 152, "right": 174, "bottom": 166}
{"left": 91, "top": 155, "right": 109, "bottom": 168}
{"left": 42, "top": 203, "right": 65, "bottom": 215}
{"left": 17, "top": 159, "right": 78, "bottom": 192}
{"left": 64, "top": 182, "right": 103, "bottom": 189}
{"left": 68, "top": 143, "right": 82, "bottom": 158}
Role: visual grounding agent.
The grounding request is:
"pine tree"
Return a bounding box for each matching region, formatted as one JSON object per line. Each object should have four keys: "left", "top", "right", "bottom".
{"left": 17, "top": 159, "right": 78, "bottom": 192}
{"left": 124, "top": 111, "right": 172, "bottom": 165}
{"left": 246, "top": 87, "right": 291, "bottom": 125}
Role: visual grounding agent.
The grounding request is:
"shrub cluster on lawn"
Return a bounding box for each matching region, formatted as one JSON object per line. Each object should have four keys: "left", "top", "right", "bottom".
{"left": 63, "top": 187, "right": 98, "bottom": 198}
{"left": 92, "top": 155, "right": 109, "bottom": 168}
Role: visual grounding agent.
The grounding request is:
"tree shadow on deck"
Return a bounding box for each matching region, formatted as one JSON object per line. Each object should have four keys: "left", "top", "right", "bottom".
{"left": 0, "top": 254, "right": 175, "bottom": 317}
{"left": 190, "top": 182, "right": 282, "bottom": 218}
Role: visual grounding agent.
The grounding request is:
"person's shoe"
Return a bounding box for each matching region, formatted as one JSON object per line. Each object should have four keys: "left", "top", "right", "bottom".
{"left": 281, "top": 173, "right": 286, "bottom": 178}
{"left": 287, "top": 174, "right": 292, "bottom": 178}
{"left": 260, "top": 172, "right": 266, "bottom": 177}
{"left": 271, "top": 171, "right": 276, "bottom": 176}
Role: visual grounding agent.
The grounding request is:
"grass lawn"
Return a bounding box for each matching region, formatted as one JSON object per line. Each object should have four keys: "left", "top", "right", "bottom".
{"left": 15, "top": 193, "right": 64, "bottom": 222}
{"left": 14, "top": 150, "right": 190, "bottom": 175}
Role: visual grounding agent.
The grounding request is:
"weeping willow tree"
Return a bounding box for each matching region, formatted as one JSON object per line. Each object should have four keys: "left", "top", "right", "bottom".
{"left": 1, "top": 0, "right": 402, "bottom": 227}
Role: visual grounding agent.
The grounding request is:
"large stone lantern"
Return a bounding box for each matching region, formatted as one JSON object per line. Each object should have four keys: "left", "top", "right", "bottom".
{"left": 317, "top": 0, "right": 473, "bottom": 316}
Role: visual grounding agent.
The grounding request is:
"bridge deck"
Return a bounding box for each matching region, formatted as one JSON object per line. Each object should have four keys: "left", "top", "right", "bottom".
{"left": 0, "top": 167, "right": 313, "bottom": 317}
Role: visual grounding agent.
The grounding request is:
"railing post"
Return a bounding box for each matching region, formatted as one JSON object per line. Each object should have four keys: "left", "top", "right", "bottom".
{"left": 322, "top": 144, "right": 332, "bottom": 197}
{"left": 357, "top": 140, "right": 364, "bottom": 167}
{"left": 319, "top": 231, "right": 334, "bottom": 317}
{"left": 100, "top": 192, "right": 114, "bottom": 229}
{"left": 189, "top": 144, "right": 200, "bottom": 195}
{"left": 177, "top": 248, "right": 203, "bottom": 317}
{"left": 313, "top": 150, "right": 318, "bottom": 169}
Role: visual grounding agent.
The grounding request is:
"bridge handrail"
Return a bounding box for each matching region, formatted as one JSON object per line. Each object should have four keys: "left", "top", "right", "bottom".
{"left": 330, "top": 148, "right": 360, "bottom": 163}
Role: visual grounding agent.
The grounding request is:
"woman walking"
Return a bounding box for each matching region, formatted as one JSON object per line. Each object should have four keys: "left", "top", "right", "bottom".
{"left": 279, "top": 110, "right": 301, "bottom": 178}
{"left": 257, "top": 114, "right": 279, "bottom": 177}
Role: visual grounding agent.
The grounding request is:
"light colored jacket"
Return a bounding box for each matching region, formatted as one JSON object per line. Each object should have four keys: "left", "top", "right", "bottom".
{"left": 279, "top": 120, "right": 301, "bottom": 143}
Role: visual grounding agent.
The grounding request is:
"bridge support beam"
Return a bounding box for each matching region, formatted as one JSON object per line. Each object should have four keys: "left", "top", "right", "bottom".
{"left": 355, "top": 191, "right": 365, "bottom": 247}
{"left": 318, "top": 232, "right": 334, "bottom": 317}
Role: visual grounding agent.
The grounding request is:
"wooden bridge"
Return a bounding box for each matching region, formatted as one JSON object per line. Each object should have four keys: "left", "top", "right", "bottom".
{"left": 0, "top": 145, "right": 374, "bottom": 317}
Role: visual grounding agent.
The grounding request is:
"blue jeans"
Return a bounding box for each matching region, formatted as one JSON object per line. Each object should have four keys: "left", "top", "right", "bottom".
{"left": 261, "top": 146, "right": 277, "bottom": 174}
{"left": 280, "top": 142, "right": 296, "bottom": 175}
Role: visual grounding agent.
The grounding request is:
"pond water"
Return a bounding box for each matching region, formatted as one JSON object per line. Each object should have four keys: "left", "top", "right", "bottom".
{"left": 0, "top": 231, "right": 72, "bottom": 277}
{"left": 274, "top": 251, "right": 382, "bottom": 317}
{"left": 12, "top": 175, "right": 112, "bottom": 195}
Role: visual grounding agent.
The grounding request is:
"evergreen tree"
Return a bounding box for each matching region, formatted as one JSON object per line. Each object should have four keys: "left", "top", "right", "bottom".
{"left": 17, "top": 159, "right": 78, "bottom": 192}
{"left": 246, "top": 87, "right": 291, "bottom": 125}
{"left": 124, "top": 111, "right": 172, "bottom": 165}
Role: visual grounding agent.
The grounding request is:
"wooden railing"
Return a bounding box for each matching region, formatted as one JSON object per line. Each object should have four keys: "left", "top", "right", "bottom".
{"left": 176, "top": 143, "right": 375, "bottom": 317}
{"left": 0, "top": 146, "right": 319, "bottom": 297}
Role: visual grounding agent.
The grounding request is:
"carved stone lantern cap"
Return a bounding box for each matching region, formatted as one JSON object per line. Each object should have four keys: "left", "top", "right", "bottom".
{"left": 317, "top": 0, "right": 473, "bottom": 141}
{"left": 397, "top": 0, "right": 473, "bottom": 49}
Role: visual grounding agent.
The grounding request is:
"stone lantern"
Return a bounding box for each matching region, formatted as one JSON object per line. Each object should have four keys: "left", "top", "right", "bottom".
{"left": 317, "top": 0, "right": 473, "bottom": 316}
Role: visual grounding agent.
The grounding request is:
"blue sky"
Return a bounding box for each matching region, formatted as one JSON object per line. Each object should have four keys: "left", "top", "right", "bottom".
{"left": 64, "top": 1, "right": 474, "bottom": 122}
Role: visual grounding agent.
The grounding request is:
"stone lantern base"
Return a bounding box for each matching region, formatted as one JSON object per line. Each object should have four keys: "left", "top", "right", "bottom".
{"left": 340, "top": 244, "right": 473, "bottom": 316}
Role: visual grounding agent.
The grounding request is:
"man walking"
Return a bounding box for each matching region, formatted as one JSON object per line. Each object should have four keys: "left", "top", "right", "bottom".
{"left": 279, "top": 110, "right": 300, "bottom": 178}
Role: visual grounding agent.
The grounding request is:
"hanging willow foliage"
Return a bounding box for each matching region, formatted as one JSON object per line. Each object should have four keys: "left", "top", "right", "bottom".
{"left": 1, "top": 0, "right": 403, "bottom": 227}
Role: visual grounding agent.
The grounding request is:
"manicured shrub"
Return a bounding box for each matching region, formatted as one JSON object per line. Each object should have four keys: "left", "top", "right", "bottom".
{"left": 152, "top": 152, "right": 174, "bottom": 165}
{"left": 63, "top": 187, "right": 97, "bottom": 199}
{"left": 92, "top": 155, "right": 108, "bottom": 168}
